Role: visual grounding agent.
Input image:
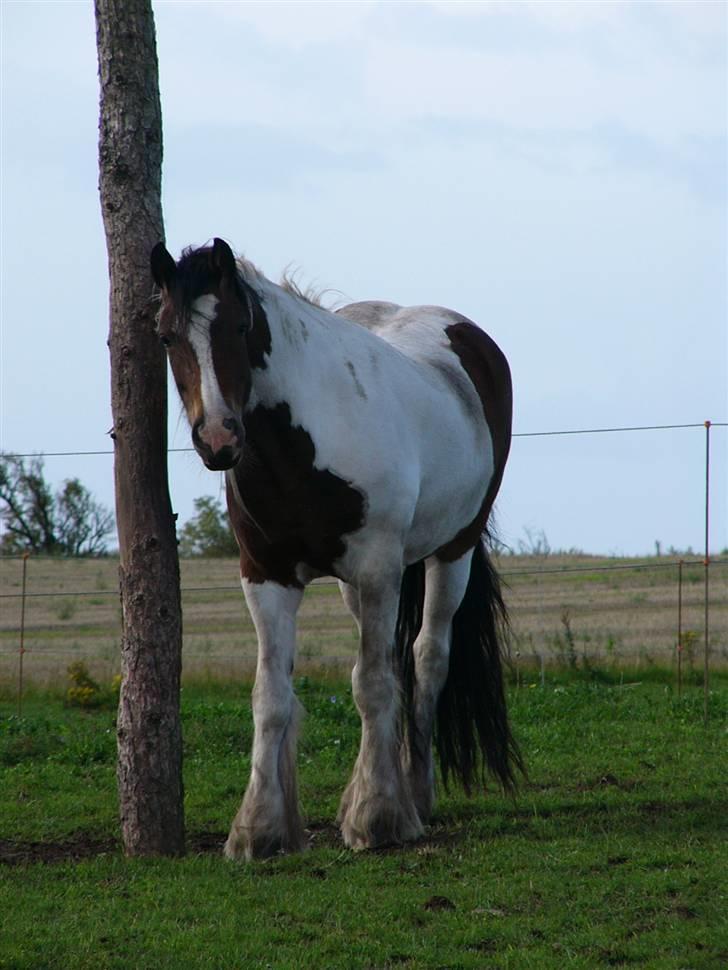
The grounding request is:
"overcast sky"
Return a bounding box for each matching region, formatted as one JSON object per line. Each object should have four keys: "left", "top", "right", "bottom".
{"left": 1, "top": 0, "right": 726, "bottom": 556}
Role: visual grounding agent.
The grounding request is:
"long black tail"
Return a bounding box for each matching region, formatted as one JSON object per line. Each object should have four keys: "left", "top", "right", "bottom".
{"left": 395, "top": 540, "right": 524, "bottom": 795}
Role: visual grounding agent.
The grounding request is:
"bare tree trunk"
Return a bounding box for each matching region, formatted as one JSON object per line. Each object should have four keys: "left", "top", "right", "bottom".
{"left": 95, "top": 0, "right": 184, "bottom": 856}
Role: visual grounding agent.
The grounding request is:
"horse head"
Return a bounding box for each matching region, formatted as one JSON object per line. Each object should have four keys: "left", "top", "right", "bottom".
{"left": 151, "top": 238, "right": 252, "bottom": 471}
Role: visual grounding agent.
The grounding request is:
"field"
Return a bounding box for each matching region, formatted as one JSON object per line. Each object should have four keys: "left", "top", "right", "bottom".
{"left": 1, "top": 554, "right": 727, "bottom": 688}
{"left": 1, "top": 677, "right": 727, "bottom": 969}
{"left": 2, "top": 554, "right": 727, "bottom": 966}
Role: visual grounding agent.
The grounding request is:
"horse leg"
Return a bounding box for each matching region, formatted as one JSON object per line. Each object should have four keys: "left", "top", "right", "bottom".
{"left": 224, "top": 580, "right": 306, "bottom": 861}
{"left": 404, "top": 552, "right": 472, "bottom": 821}
{"left": 338, "top": 580, "right": 361, "bottom": 628}
{"left": 338, "top": 570, "right": 423, "bottom": 850}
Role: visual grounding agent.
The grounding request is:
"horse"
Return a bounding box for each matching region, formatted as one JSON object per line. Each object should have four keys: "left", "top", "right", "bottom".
{"left": 150, "top": 237, "right": 523, "bottom": 860}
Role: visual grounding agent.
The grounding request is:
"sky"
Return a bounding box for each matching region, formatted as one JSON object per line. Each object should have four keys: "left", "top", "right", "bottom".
{"left": 1, "top": 0, "right": 726, "bottom": 556}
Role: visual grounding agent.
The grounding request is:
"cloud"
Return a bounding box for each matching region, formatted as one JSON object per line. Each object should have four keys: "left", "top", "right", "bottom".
{"left": 362, "top": 39, "right": 723, "bottom": 143}
{"left": 424, "top": 0, "right": 724, "bottom": 38}
{"left": 163, "top": 122, "right": 384, "bottom": 193}
{"left": 424, "top": 0, "right": 630, "bottom": 28}
{"left": 207, "top": 0, "right": 377, "bottom": 49}
{"left": 399, "top": 116, "right": 726, "bottom": 202}
{"left": 154, "top": 3, "right": 368, "bottom": 131}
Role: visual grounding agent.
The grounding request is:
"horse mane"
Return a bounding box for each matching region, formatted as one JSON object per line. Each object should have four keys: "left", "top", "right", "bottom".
{"left": 162, "top": 245, "right": 260, "bottom": 321}
{"left": 279, "top": 270, "right": 327, "bottom": 309}
{"left": 169, "top": 243, "right": 338, "bottom": 316}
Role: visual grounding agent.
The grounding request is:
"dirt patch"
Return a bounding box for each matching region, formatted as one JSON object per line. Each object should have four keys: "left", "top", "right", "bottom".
{"left": 0, "top": 834, "right": 118, "bottom": 866}
{"left": 575, "top": 773, "right": 638, "bottom": 792}
{"left": 423, "top": 895, "right": 456, "bottom": 912}
{"left": 187, "top": 830, "right": 227, "bottom": 855}
{"left": 0, "top": 830, "right": 233, "bottom": 866}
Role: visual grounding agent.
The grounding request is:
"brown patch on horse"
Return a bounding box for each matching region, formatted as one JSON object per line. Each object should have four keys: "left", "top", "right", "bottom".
{"left": 157, "top": 283, "right": 204, "bottom": 420}
{"left": 209, "top": 283, "right": 254, "bottom": 411}
{"left": 436, "top": 322, "right": 512, "bottom": 562}
{"left": 226, "top": 403, "right": 365, "bottom": 586}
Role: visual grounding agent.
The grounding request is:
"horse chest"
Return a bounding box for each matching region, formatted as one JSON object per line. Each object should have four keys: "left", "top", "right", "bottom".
{"left": 225, "top": 402, "right": 365, "bottom": 586}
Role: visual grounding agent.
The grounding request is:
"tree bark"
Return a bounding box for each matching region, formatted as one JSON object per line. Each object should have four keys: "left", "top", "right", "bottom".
{"left": 95, "top": 0, "right": 184, "bottom": 856}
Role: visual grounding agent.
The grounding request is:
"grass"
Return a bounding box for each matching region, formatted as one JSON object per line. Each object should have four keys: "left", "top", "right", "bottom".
{"left": 1, "top": 675, "right": 727, "bottom": 969}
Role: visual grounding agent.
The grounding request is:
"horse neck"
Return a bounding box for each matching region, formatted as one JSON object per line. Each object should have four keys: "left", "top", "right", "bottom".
{"left": 247, "top": 275, "right": 341, "bottom": 405}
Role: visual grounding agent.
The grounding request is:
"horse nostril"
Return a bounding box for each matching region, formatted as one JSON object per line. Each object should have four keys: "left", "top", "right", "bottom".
{"left": 223, "top": 417, "right": 241, "bottom": 437}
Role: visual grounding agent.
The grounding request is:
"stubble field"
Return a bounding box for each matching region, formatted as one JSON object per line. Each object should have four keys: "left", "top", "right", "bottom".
{"left": 1, "top": 553, "right": 726, "bottom": 687}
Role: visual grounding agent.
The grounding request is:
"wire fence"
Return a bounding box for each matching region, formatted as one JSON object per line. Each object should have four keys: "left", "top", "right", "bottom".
{"left": 1, "top": 553, "right": 726, "bottom": 715}
{"left": 2, "top": 420, "right": 726, "bottom": 719}
{"left": 3, "top": 420, "right": 727, "bottom": 459}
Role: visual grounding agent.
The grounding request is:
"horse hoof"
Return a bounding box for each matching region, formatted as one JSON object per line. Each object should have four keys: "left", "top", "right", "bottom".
{"left": 224, "top": 823, "right": 308, "bottom": 861}
{"left": 339, "top": 794, "right": 423, "bottom": 851}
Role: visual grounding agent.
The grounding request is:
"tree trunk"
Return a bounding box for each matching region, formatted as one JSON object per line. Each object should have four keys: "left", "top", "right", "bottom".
{"left": 95, "top": 0, "right": 184, "bottom": 856}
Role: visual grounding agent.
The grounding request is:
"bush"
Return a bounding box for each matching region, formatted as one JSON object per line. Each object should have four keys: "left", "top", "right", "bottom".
{"left": 66, "top": 661, "right": 119, "bottom": 710}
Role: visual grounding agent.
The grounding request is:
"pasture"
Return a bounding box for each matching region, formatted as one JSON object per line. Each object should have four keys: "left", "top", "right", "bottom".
{"left": 1, "top": 553, "right": 726, "bottom": 687}
{"left": 1, "top": 677, "right": 727, "bottom": 969}
{"left": 2, "top": 553, "right": 727, "bottom": 967}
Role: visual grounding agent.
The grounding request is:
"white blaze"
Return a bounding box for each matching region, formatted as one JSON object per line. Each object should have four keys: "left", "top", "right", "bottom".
{"left": 188, "top": 294, "right": 229, "bottom": 422}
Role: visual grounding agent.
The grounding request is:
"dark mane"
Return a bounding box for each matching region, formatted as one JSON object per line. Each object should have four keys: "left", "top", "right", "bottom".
{"left": 171, "top": 245, "right": 248, "bottom": 314}
{"left": 165, "top": 244, "right": 271, "bottom": 365}
{"left": 176, "top": 246, "right": 217, "bottom": 303}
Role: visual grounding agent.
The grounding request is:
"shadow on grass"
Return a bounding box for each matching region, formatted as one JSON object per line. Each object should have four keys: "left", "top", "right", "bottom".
{"left": 3, "top": 787, "right": 724, "bottom": 867}
{"left": 437, "top": 790, "right": 726, "bottom": 845}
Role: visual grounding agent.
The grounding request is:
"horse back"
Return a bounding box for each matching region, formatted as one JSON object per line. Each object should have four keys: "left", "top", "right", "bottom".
{"left": 338, "top": 300, "right": 512, "bottom": 562}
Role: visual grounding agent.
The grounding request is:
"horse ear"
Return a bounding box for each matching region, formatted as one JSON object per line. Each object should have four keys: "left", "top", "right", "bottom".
{"left": 150, "top": 243, "right": 176, "bottom": 291}
{"left": 211, "top": 238, "right": 237, "bottom": 282}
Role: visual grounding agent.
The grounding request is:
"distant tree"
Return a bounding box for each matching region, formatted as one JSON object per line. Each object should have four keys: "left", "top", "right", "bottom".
{"left": 179, "top": 496, "right": 238, "bottom": 557}
{"left": 0, "top": 454, "right": 114, "bottom": 556}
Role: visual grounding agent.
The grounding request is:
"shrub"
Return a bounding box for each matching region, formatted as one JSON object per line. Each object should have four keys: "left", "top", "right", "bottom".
{"left": 66, "top": 661, "right": 119, "bottom": 709}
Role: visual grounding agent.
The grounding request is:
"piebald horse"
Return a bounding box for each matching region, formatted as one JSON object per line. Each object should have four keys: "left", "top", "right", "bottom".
{"left": 151, "top": 238, "right": 522, "bottom": 860}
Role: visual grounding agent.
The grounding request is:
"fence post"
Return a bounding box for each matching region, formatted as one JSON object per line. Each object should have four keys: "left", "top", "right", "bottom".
{"left": 18, "top": 552, "right": 29, "bottom": 717}
{"left": 677, "top": 559, "right": 683, "bottom": 698}
{"left": 703, "top": 420, "right": 711, "bottom": 725}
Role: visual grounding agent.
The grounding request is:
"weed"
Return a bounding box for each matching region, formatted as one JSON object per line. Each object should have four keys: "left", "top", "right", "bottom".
{"left": 605, "top": 633, "right": 620, "bottom": 663}
{"left": 549, "top": 608, "right": 578, "bottom": 670}
{"left": 56, "top": 599, "right": 77, "bottom": 621}
{"left": 65, "top": 661, "right": 118, "bottom": 710}
{"left": 680, "top": 630, "right": 700, "bottom": 671}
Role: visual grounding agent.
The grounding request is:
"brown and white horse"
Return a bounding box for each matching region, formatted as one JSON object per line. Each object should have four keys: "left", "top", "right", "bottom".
{"left": 151, "top": 238, "right": 522, "bottom": 860}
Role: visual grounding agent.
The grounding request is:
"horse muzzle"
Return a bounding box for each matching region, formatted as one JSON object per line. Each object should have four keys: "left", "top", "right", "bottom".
{"left": 192, "top": 416, "right": 244, "bottom": 471}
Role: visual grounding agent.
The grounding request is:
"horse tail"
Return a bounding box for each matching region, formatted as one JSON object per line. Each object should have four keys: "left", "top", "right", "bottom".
{"left": 394, "top": 559, "right": 426, "bottom": 762}
{"left": 436, "top": 539, "right": 523, "bottom": 793}
{"left": 394, "top": 541, "right": 523, "bottom": 796}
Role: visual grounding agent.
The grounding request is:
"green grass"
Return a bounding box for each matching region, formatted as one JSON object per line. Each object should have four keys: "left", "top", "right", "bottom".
{"left": 1, "top": 676, "right": 727, "bottom": 969}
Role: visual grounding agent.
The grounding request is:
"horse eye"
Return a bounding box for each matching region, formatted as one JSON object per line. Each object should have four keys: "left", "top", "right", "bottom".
{"left": 160, "top": 334, "right": 172, "bottom": 347}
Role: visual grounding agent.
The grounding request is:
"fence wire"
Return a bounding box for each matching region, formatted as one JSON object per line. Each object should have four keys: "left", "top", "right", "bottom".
{"left": 3, "top": 421, "right": 726, "bottom": 460}
{"left": 2, "top": 420, "right": 726, "bottom": 720}
{"left": 2, "top": 557, "right": 726, "bottom": 669}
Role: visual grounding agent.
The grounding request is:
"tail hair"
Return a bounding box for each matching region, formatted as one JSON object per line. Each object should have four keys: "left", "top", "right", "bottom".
{"left": 395, "top": 539, "right": 524, "bottom": 795}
